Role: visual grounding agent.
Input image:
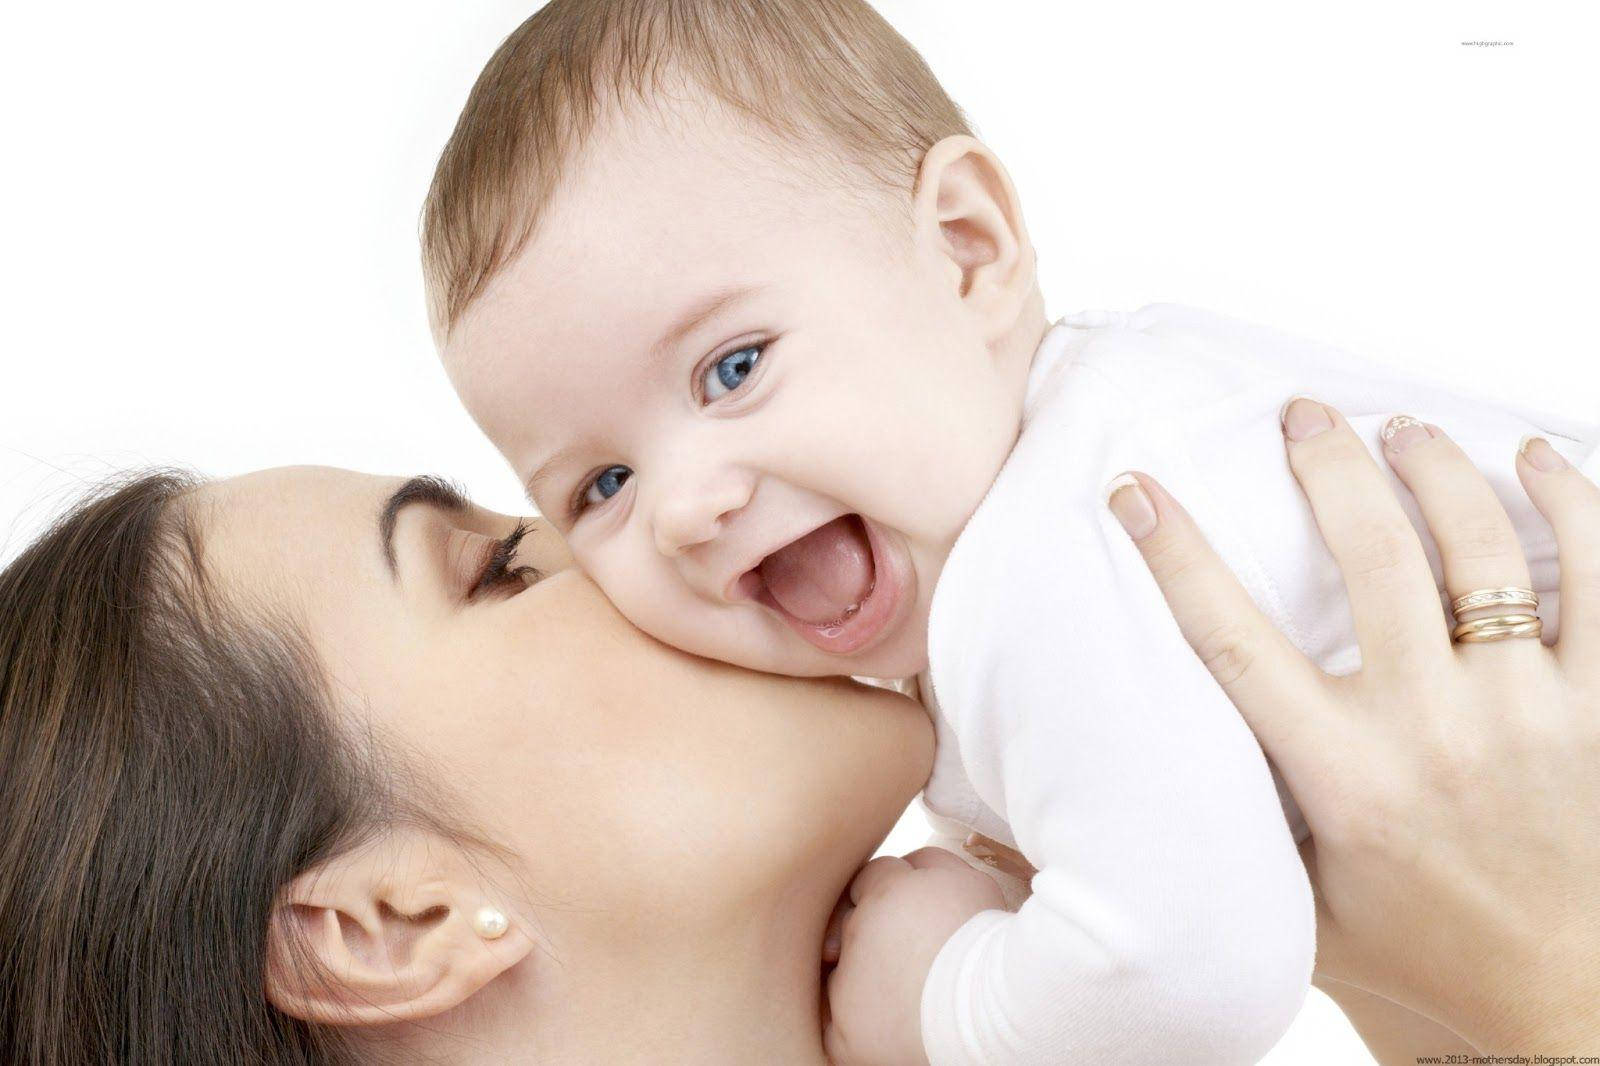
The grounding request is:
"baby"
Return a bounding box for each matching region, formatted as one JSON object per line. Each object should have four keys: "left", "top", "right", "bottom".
{"left": 422, "top": 1, "right": 1600, "bottom": 1062}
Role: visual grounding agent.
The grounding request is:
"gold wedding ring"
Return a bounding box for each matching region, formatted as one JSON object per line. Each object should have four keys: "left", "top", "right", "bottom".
{"left": 1448, "top": 587, "right": 1543, "bottom": 644}
{"left": 1449, "top": 586, "right": 1539, "bottom": 616}
{"left": 1451, "top": 614, "right": 1543, "bottom": 643}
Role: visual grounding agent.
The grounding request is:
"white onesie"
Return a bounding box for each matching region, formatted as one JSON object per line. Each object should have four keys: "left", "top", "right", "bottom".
{"left": 915, "top": 304, "right": 1600, "bottom": 1065}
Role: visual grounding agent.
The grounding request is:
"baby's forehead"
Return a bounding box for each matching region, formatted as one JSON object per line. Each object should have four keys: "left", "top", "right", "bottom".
{"left": 450, "top": 95, "right": 898, "bottom": 332}
{"left": 450, "top": 240, "right": 777, "bottom": 400}
{"left": 419, "top": 0, "right": 965, "bottom": 355}
{"left": 444, "top": 134, "right": 902, "bottom": 442}
{"left": 548, "top": 109, "right": 889, "bottom": 256}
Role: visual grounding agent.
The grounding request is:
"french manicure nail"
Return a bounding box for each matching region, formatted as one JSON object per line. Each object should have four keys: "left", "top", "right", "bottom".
{"left": 1107, "top": 473, "right": 1158, "bottom": 540}
{"left": 1282, "top": 398, "right": 1334, "bottom": 442}
{"left": 1381, "top": 414, "right": 1436, "bottom": 453}
{"left": 1520, "top": 435, "right": 1569, "bottom": 472}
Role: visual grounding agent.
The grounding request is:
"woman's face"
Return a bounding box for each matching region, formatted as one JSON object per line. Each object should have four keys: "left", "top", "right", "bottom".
{"left": 197, "top": 465, "right": 932, "bottom": 958}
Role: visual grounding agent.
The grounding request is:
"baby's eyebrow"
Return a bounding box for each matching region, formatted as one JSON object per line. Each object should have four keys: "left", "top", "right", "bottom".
{"left": 523, "top": 450, "right": 579, "bottom": 506}
{"left": 649, "top": 283, "right": 764, "bottom": 364}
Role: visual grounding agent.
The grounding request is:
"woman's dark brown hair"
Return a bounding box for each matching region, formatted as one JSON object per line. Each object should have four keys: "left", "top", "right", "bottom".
{"left": 0, "top": 471, "right": 390, "bottom": 1064}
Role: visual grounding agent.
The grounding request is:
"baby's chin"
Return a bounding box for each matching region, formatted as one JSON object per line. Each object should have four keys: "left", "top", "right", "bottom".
{"left": 835, "top": 576, "right": 932, "bottom": 680}
{"left": 844, "top": 643, "right": 930, "bottom": 685}
{"left": 792, "top": 616, "right": 931, "bottom": 683}
{"left": 696, "top": 615, "right": 928, "bottom": 681}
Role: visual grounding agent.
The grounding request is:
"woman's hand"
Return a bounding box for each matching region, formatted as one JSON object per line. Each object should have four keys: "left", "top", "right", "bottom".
{"left": 1107, "top": 400, "right": 1600, "bottom": 1052}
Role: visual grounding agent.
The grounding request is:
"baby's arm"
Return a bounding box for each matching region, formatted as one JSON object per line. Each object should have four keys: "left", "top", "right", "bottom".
{"left": 912, "top": 463, "right": 1316, "bottom": 1063}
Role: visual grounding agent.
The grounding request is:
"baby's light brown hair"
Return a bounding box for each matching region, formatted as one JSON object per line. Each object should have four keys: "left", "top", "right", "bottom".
{"left": 420, "top": 0, "right": 973, "bottom": 341}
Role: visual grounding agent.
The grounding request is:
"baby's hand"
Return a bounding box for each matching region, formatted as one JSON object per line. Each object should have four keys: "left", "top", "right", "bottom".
{"left": 822, "top": 847, "right": 1005, "bottom": 1066}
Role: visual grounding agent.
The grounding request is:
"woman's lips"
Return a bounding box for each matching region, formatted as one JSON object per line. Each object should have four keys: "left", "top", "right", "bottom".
{"left": 744, "top": 515, "right": 910, "bottom": 657}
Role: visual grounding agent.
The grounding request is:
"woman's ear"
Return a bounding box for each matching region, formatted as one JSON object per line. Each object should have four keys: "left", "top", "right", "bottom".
{"left": 264, "top": 831, "right": 535, "bottom": 1027}
{"left": 912, "top": 135, "right": 1037, "bottom": 342}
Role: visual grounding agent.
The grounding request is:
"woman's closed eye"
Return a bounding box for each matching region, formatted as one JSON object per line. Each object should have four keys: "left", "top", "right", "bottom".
{"left": 468, "top": 522, "right": 540, "bottom": 601}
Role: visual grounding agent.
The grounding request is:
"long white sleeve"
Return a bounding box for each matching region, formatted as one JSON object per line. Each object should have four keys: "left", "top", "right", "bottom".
{"left": 918, "top": 305, "right": 1598, "bottom": 1065}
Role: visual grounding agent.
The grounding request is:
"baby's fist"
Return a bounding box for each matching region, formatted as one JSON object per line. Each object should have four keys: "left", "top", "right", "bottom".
{"left": 823, "top": 847, "right": 1005, "bottom": 1065}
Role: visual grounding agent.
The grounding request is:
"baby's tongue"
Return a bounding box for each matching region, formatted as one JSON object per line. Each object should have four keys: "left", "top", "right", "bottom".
{"left": 758, "top": 516, "right": 874, "bottom": 626}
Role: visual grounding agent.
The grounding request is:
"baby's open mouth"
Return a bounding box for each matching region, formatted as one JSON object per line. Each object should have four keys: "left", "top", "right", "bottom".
{"left": 759, "top": 514, "right": 876, "bottom": 627}
{"left": 742, "top": 514, "right": 905, "bottom": 656}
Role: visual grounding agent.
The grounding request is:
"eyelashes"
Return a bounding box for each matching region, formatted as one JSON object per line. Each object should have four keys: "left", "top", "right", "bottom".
{"left": 469, "top": 522, "right": 539, "bottom": 600}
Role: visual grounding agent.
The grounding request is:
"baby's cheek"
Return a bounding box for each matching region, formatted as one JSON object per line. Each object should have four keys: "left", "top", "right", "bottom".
{"left": 589, "top": 558, "right": 694, "bottom": 643}
{"left": 527, "top": 522, "right": 576, "bottom": 574}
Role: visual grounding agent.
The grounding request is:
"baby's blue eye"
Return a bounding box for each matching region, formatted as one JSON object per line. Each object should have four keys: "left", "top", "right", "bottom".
{"left": 702, "top": 344, "right": 762, "bottom": 401}
{"left": 582, "top": 465, "right": 632, "bottom": 508}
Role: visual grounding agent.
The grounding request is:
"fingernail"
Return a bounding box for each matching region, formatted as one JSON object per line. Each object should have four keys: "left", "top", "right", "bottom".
{"left": 1380, "top": 414, "right": 1437, "bottom": 454}
{"left": 1281, "top": 397, "right": 1333, "bottom": 442}
{"left": 1107, "top": 473, "right": 1157, "bottom": 540}
{"left": 1519, "top": 435, "right": 1569, "bottom": 472}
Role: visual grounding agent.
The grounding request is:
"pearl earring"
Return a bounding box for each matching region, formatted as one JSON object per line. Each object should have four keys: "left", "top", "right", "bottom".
{"left": 472, "top": 905, "right": 509, "bottom": 940}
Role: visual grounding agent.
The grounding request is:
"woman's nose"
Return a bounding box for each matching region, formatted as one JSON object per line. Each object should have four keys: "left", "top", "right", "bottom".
{"left": 651, "top": 469, "right": 755, "bottom": 557}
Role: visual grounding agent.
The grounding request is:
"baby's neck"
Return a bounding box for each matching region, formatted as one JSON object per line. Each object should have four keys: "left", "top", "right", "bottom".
{"left": 1011, "top": 289, "right": 1053, "bottom": 391}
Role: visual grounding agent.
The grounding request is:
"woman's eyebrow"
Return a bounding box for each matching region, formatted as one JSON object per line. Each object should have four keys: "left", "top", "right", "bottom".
{"left": 378, "top": 475, "right": 470, "bottom": 578}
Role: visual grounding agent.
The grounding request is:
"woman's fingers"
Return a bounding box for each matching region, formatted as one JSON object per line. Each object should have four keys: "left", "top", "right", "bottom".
{"left": 1516, "top": 436, "right": 1600, "bottom": 673}
{"left": 1378, "top": 416, "right": 1537, "bottom": 640}
{"left": 1108, "top": 470, "right": 1327, "bottom": 754}
{"left": 1281, "top": 399, "right": 1450, "bottom": 668}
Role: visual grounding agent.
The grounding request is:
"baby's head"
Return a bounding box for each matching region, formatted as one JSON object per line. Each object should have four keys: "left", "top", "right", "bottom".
{"left": 427, "top": 0, "right": 1047, "bottom": 679}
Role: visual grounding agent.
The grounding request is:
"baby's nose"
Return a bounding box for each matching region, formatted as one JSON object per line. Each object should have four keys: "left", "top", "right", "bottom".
{"left": 654, "top": 499, "right": 723, "bottom": 556}
{"left": 652, "top": 474, "right": 753, "bottom": 558}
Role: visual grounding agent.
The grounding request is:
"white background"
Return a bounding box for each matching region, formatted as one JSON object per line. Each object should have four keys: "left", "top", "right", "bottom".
{"left": 4, "top": 2, "right": 1596, "bottom": 1060}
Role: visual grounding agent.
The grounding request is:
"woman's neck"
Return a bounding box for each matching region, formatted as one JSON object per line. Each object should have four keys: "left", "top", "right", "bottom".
{"left": 365, "top": 890, "right": 835, "bottom": 1065}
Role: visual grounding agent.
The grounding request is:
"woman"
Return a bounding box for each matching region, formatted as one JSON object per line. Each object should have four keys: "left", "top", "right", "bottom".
{"left": 1, "top": 409, "right": 1595, "bottom": 1063}
{"left": 0, "top": 464, "right": 933, "bottom": 1063}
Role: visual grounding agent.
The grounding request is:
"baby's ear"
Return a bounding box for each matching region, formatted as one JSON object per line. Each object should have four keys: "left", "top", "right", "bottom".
{"left": 264, "top": 830, "right": 535, "bottom": 1027}
{"left": 913, "top": 135, "right": 1036, "bottom": 342}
